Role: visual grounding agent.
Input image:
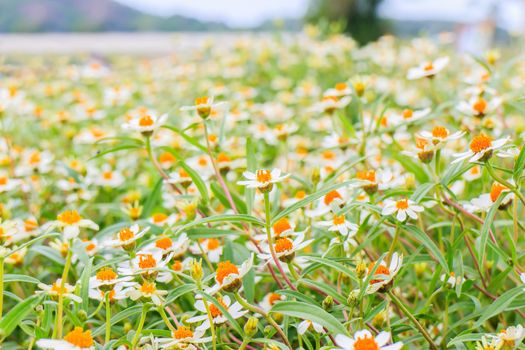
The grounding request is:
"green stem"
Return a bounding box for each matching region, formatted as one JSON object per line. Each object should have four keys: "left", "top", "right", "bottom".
{"left": 387, "top": 224, "right": 400, "bottom": 262}
{"left": 53, "top": 245, "right": 73, "bottom": 339}
{"left": 287, "top": 261, "right": 300, "bottom": 281}
{"left": 158, "top": 306, "right": 177, "bottom": 333}
{"left": 234, "top": 293, "right": 292, "bottom": 350}
{"left": 202, "top": 297, "right": 217, "bottom": 350}
{"left": 105, "top": 293, "right": 111, "bottom": 344}
{"left": 0, "top": 257, "right": 3, "bottom": 322}
{"left": 388, "top": 291, "right": 437, "bottom": 350}
{"left": 131, "top": 304, "right": 149, "bottom": 349}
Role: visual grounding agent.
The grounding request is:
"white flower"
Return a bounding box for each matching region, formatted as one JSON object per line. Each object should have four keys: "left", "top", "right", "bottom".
{"left": 187, "top": 295, "right": 247, "bottom": 331}
{"left": 190, "top": 238, "right": 223, "bottom": 263}
{"left": 180, "top": 96, "right": 227, "bottom": 118}
{"left": 318, "top": 215, "right": 359, "bottom": 236}
{"left": 37, "top": 279, "right": 82, "bottom": 303}
{"left": 496, "top": 325, "right": 524, "bottom": 348}
{"left": 440, "top": 272, "right": 465, "bottom": 288}
{"left": 154, "top": 327, "right": 212, "bottom": 348}
{"left": 51, "top": 210, "right": 98, "bottom": 240}
{"left": 237, "top": 168, "right": 289, "bottom": 192}
{"left": 0, "top": 174, "right": 22, "bottom": 193}
{"left": 365, "top": 252, "right": 403, "bottom": 294}
{"left": 335, "top": 329, "right": 403, "bottom": 350}
{"left": 105, "top": 224, "right": 149, "bottom": 248}
{"left": 457, "top": 96, "right": 502, "bottom": 118}
{"left": 258, "top": 232, "right": 313, "bottom": 263}
{"left": 418, "top": 126, "right": 464, "bottom": 145}
{"left": 452, "top": 134, "right": 509, "bottom": 164}
{"left": 145, "top": 233, "right": 189, "bottom": 258}
{"left": 407, "top": 56, "right": 449, "bottom": 80}
{"left": 127, "top": 281, "right": 168, "bottom": 306}
{"left": 381, "top": 198, "right": 424, "bottom": 222}
{"left": 122, "top": 113, "right": 167, "bottom": 133}
{"left": 259, "top": 292, "right": 285, "bottom": 312}
{"left": 298, "top": 320, "right": 325, "bottom": 335}
{"left": 118, "top": 250, "right": 173, "bottom": 277}
{"left": 37, "top": 327, "right": 95, "bottom": 350}
{"left": 88, "top": 267, "right": 133, "bottom": 290}
{"left": 310, "top": 95, "right": 351, "bottom": 114}
{"left": 207, "top": 254, "right": 254, "bottom": 294}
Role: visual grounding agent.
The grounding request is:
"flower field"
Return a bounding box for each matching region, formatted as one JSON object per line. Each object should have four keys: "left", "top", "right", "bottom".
{"left": 0, "top": 32, "right": 525, "bottom": 350}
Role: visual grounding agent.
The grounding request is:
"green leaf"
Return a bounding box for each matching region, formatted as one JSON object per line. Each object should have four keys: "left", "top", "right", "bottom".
{"left": 210, "top": 182, "right": 247, "bottom": 214}
{"left": 270, "top": 301, "right": 348, "bottom": 335}
{"left": 200, "top": 292, "right": 243, "bottom": 335}
{"left": 162, "top": 125, "right": 207, "bottom": 153}
{"left": 175, "top": 214, "right": 264, "bottom": 233}
{"left": 403, "top": 225, "right": 449, "bottom": 273}
{"left": 93, "top": 305, "right": 143, "bottom": 336}
{"left": 90, "top": 144, "right": 141, "bottom": 160}
{"left": 178, "top": 161, "right": 209, "bottom": 204}
{"left": 165, "top": 284, "right": 197, "bottom": 304}
{"left": 447, "top": 333, "right": 484, "bottom": 347}
{"left": 80, "top": 258, "right": 93, "bottom": 311}
{"left": 478, "top": 195, "right": 503, "bottom": 269}
{"left": 513, "top": 146, "right": 525, "bottom": 182}
{"left": 0, "top": 294, "right": 42, "bottom": 339}
{"left": 3, "top": 274, "right": 40, "bottom": 284}
{"left": 142, "top": 178, "right": 163, "bottom": 218}
{"left": 440, "top": 162, "right": 474, "bottom": 186}
{"left": 245, "top": 137, "right": 256, "bottom": 215}
{"left": 410, "top": 182, "right": 435, "bottom": 203}
{"left": 474, "top": 286, "right": 524, "bottom": 327}
{"left": 302, "top": 256, "right": 358, "bottom": 283}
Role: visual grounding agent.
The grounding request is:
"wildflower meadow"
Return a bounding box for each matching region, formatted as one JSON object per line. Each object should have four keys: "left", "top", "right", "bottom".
{"left": 0, "top": 32, "right": 524, "bottom": 350}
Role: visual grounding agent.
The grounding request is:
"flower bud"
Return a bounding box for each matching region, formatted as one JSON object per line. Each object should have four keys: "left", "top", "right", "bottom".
{"left": 77, "top": 309, "right": 88, "bottom": 321}
{"left": 322, "top": 295, "right": 333, "bottom": 311}
{"left": 347, "top": 290, "right": 359, "bottom": 307}
{"left": 190, "top": 259, "right": 203, "bottom": 282}
{"left": 244, "top": 317, "right": 259, "bottom": 338}
{"left": 355, "top": 261, "right": 367, "bottom": 279}
{"left": 311, "top": 167, "right": 321, "bottom": 185}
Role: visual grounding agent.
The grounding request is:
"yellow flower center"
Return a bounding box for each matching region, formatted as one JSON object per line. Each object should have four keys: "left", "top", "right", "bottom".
{"left": 268, "top": 293, "right": 281, "bottom": 305}
{"left": 295, "top": 190, "right": 306, "bottom": 199}
{"left": 173, "top": 326, "right": 193, "bottom": 339}
{"left": 469, "top": 134, "right": 492, "bottom": 153}
{"left": 473, "top": 98, "right": 487, "bottom": 114}
{"left": 118, "top": 227, "right": 135, "bottom": 241}
{"left": 402, "top": 109, "right": 413, "bottom": 119}
{"left": 195, "top": 96, "right": 209, "bottom": 105}
{"left": 51, "top": 282, "right": 67, "bottom": 295}
{"left": 273, "top": 218, "right": 292, "bottom": 236}
{"left": 29, "top": 151, "right": 41, "bottom": 165}
{"left": 395, "top": 199, "right": 409, "bottom": 210}
{"left": 275, "top": 238, "right": 293, "bottom": 253}
{"left": 216, "top": 261, "right": 239, "bottom": 284}
{"left": 152, "top": 212, "right": 168, "bottom": 223}
{"left": 206, "top": 238, "right": 220, "bottom": 250}
{"left": 57, "top": 210, "right": 82, "bottom": 225}
{"left": 424, "top": 62, "right": 434, "bottom": 71}
{"left": 368, "top": 263, "right": 391, "bottom": 284}
{"left": 490, "top": 182, "right": 507, "bottom": 202}
{"left": 354, "top": 334, "right": 379, "bottom": 350}
{"left": 140, "top": 281, "right": 156, "bottom": 294}
{"left": 335, "top": 82, "right": 348, "bottom": 91}
{"left": 209, "top": 298, "right": 227, "bottom": 318}
{"left": 64, "top": 327, "right": 94, "bottom": 348}
{"left": 96, "top": 267, "right": 118, "bottom": 281}
{"left": 102, "top": 171, "right": 113, "bottom": 180}
{"left": 138, "top": 254, "right": 157, "bottom": 269}
{"left": 0, "top": 176, "right": 7, "bottom": 185}
{"left": 159, "top": 152, "right": 176, "bottom": 163}
{"left": 333, "top": 215, "right": 345, "bottom": 225}
{"left": 356, "top": 170, "right": 376, "bottom": 182}
{"left": 324, "top": 190, "right": 342, "bottom": 205}
{"left": 256, "top": 169, "right": 272, "bottom": 183}
{"left": 172, "top": 260, "right": 183, "bottom": 271}
{"left": 217, "top": 153, "right": 231, "bottom": 163}
{"left": 432, "top": 126, "right": 449, "bottom": 139}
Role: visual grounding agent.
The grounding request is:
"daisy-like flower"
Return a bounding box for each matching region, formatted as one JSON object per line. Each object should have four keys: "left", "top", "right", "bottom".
{"left": 318, "top": 214, "right": 359, "bottom": 236}
{"left": 407, "top": 56, "right": 449, "bottom": 80}
{"left": 259, "top": 292, "right": 285, "bottom": 312}
{"left": 365, "top": 252, "right": 403, "bottom": 294}
{"left": 180, "top": 96, "right": 226, "bottom": 119}
{"left": 0, "top": 174, "right": 22, "bottom": 193}
{"left": 190, "top": 238, "right": 223, "bottom": 263}
{"left": 237, "top": 168, "right": 289, "bottom": 193}
{"left": 89, "top": 283, "right": 131, "bottom": 302}
{"left": 402, "top": 137, "right": 435, "bottom": 164}
{"left": 51, "top": 210, "right": 98, "bottom": 240}
{"left": 391, "top": 107, "right": 431, "bottom": 125}
{"left": 37, "top": 279, "right": 82, "bottom": 303}
{"left": 469, "top": 181, "right": 514, "bottom": 213}
{"left": 154, "top": 327, "right": 212, "bottom": 349}
{"left": 89, "top": 267, "right": 133, "bottom": 291}
{"left": 146, "top": 233, "right": 189, "bottom": 259}
{"left": 381, "top": 198, "right": 424, "bottom": 222}
{"left": 452, "top": 134, "right": 509, "bottom": 164}
{"left": 475, "top": 336, "right": 502, "bottom": 350}
{"left": 166, "top": 168, "right": 193, "bottom": 188}
{"left": 122, "top": 113, "right": 167, "bottom": 135}
{"left": 440, "top": 271, "right": 465, "bottom": 288}
{"left": 307, "top": 189, "right": 347, "bottom": 217}
{"left": 335, "top": 329, "right": 403, "bottom": 350}
{"left": 118, "top": 250, "right": 174, "bottom": 280}
{"left": 324, "top": 82, "right": 353, "bottom": 97}
{"left": 127, "top": 281, "right": 168, "bottom": 306}
{"left": 259, "top": 232, "right": 313, "bottom": 263}
{"left": 311, "top": 95, "right": 351, "bottom": 114}
{"left": 148, "top": 212, "right": 177, "bottom": 227}
{"left": 105, "top": 224, "right": 150, "bottom": 250}
{"left": 207, "top": 255, "right": 253, "bottom": 294}
{"left": 496, "top": 325, "right": 525, "bottom": 348}
{"left": 297, "top": 320, "right": 325, "bottom": 335}
{"left": 37, "top": 327, "right": 94, "bottom": 350}
{"left": 187, "top": 295, "right": 247, "bottom": 331}
{"left": 418, "top": 126, "right": 464, "bottom": 146}
{"left": 457, "top": 96, "right": 501, "bottom": 118}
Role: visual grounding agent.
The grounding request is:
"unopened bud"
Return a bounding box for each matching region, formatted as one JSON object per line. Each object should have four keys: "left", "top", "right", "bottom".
{"left": 355, "top": 261, "right": 367, "bottom": 279}
{"left": 347, "top": 290, "right": 359, "bottom": 307}
{"left": 190, "top": 259, "right": 203, "bottom": 282}
{"left": 322, "top": 295, "right": 333, "bottom": 311}
{"left": 77, "top": 310, "right": 88, "bottom": 321}
{"left": 244, "top": 317, "right": 259, "bottom": 338}
{"left": 311, "top": 167, "right": 321, "bottom": 185}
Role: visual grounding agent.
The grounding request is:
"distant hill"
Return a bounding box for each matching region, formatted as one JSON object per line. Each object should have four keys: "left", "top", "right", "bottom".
{"left": 0, "top": 0, "right": 230, "bottom": 32}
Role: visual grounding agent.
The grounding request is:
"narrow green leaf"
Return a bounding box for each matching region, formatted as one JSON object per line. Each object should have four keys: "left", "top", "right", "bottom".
{"left": 403, "top": 225, "right": 449, "bottom": 273}
{"left": 0, "top": 294, "right": 42, "bottom": 339}
{"left": 178, "top": 161, "right": 209, "bottom": 204}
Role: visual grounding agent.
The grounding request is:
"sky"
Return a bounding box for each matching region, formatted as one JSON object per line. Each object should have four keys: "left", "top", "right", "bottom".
{"left": 115, "top": 0, "right": 309, "bottom": 27}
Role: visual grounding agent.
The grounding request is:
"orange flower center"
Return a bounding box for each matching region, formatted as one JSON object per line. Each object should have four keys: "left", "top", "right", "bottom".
{"left": 173, "top": 326, "right": 193, "bottom": 339}
{"left": 416, "top": 137, "right": 428, "bottom": 150}
{"left": 207, "top": 238, "right": 220, "bottom": 250}
{"left": 402, "top": 109, "right": 413, "bottom": 119}
{"left": 335, "top": 82, "right": 348, "bottom": 91}
{"left": 96, "top": 267, "right": 118, "bottom": 281}
{"left": 159, "top": 152, "right": 176, "bottom": 163}
{"left": 469, "top": 134, "right": 492, "bottom": 153}
{"left": 490, "top": 182, "right": 507, "bottom": 202}
{"left": 172, "top": 260, "right": 183, "bottom": 271}
{"left": 155, "top": 236, "right": 173, "bottom": 250}
{"left": 29, "top": 152, "right": 41, "bottom": 165}
{"left": 57, "top": 210, "right": 82, "bottom": 225}
{"left": 275, "top": 238, "right": 293, "bottom": 253}
{"left": 102, "top": 171, "right": 113, "bottom": 180}
{"left": 64, "top": 327, "right": 94, "bottom": 348}
{"left": 356, "top": 170, "right": 376, "bottom": 182}
{"left": 268, "top": 293, "right": 281, "bottom": 305}
{"left": 256, "top": 169, "right": 272, "bottom": 183}
{"left": 324, "top": 190, "right": 342, "bottom": 205}
{"left": 424, "top": 62, "right": 434, "bottom": 71}
{"left": 140, "top": 281, "right": 156, "bottom": 294}
{"left": 0, "top": 176, "right": 7, "bottom": 185}
{"left": 354, "top": 334, "right": 379, "bottom": 350}
{"left": 210, "top": 298, "right": 227, "bottom": 317}
{"left": 216, "top": 261, "right": 239, "bottom": 284}
{"left": 138, "top": 254, "right": 157, "bottom": 269}
{"left": 333, "top": 215, "right": 345, "bottom": 225}
{"left": 322, "top": 150, "right": 336, "bottom": 160}
{"left": 24, "top": 219, "right": 38, "bottom": 231}
{"left": 152, "top": 212, "right": 168, "bottom": 223}
{"left": 295, "top": 190, "right": 306, "bottom": 199}
{"left": 395, "top": 199, "right": 409, "bottom": 210}
{"left": 273, "top": 218, "right": 292, "bottom": 236}
{"left": 118, "top": 227, "right": 134, "bottom": 241}
{"left": 432, "top": 126, "right": 449, "bottom": 139}
{"left": 368, "top": 263, "right": 391, "bottom": 284}
{"left": 473, "top": 98, "right": 487, "bottom": 114}
{"left": 195, "top": 96, "right": 209, "bottom": 105}
{"left": 51, "top": 282, "right": 67, "bottom": 295}
{"left": 139, "top": 115, "right": 154, "bottom": 127}
{"left": 217, "top": 153, "right": 231, "bottom": 163}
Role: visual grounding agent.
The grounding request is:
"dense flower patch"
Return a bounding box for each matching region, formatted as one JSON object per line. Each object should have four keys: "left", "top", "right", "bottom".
{"left": 0, "top": 32, "right": 524, "bottom": 349}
